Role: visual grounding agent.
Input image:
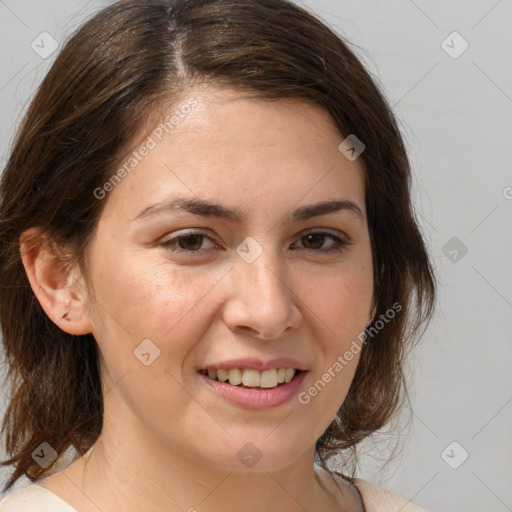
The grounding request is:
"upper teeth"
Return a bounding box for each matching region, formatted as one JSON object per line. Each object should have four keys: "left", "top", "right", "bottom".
{"left": 205, "top": 368, "right": 297, "bottom": 388}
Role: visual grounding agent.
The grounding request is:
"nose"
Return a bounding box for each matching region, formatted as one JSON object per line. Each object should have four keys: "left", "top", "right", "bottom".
{"left": 222, "top": 249, "right": 303, "bottom": 340}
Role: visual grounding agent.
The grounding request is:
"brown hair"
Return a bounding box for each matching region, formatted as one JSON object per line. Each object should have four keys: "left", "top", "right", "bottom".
{"left": 0, "top": 0, "right": 435, "bottom": 492}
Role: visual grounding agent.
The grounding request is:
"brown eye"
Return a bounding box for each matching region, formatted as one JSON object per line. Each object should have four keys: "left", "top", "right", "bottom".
{"left": 301, "top": 233, "right": 326, "bottom": 249}
{"left": 177, "top": 234, "right": 205, "bottom": 251}
{"left": 160, "top": 231, "right": 218, "bottom": 255}
{"left": 293, "top": 231, "right": 349, "bottom": 254}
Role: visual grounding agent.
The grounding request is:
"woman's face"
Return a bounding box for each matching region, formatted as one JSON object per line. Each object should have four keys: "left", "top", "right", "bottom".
{"left": 82, "top": 86, "right": 373, "bottom": 471}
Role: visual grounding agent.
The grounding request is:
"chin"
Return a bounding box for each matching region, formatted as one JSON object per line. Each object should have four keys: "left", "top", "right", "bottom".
{"left": 202, "top": 437, "right": 310, "bottom": 473}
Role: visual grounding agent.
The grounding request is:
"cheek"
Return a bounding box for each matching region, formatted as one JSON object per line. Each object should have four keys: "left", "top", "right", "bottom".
{"left": 296, "top": 265, "right": 371, "bottom": 419}
{"left": 88, "top": 253, "right": 226, "bottom": 357}
{"left": 299, "top": 258, "right": 373, "bottom": 345}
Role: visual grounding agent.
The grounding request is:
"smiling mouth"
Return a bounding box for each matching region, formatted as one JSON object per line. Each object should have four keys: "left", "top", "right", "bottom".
{"left": 198, "top": 368, "right": 302, "bottom": 389}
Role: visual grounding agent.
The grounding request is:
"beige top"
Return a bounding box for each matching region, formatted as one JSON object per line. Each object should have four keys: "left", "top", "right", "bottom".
{"left": 0, "top": 478, "right": 431, "bottom": 511}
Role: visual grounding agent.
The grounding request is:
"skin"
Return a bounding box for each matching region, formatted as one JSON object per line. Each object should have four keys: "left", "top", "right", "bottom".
{"left": 20, "top": 85, "right": 373, "bottom": 512}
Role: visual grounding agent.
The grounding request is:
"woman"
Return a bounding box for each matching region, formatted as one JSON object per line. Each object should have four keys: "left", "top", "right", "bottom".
{"left": 0, "top": 0, "right": 435, "bottom": 510}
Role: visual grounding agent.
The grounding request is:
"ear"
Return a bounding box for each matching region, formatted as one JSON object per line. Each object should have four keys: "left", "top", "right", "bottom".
{"left": 19, "top": 227, "right": 93, "bottom": 336}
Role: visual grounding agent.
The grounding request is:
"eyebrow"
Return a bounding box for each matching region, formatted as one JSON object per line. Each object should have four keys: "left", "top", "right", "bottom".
{"left": 132, "top": 197, "right": 364, "bottom": 223}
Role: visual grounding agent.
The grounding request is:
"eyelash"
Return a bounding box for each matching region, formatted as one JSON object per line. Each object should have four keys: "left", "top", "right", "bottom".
{"left": 159, "top": 230, "right": 350, "bottom": 256}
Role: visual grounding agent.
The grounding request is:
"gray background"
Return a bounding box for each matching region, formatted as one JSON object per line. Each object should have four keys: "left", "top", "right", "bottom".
{"left": 0, "top": 1, "right": 511, "bottom": 511}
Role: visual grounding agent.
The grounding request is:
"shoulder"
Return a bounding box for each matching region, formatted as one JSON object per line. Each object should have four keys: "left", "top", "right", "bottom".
{"left": 351, "top": 478, "right": 432, "bottom": 512}
{"left": 0, "top": 484, "right": 78, "bottom": 512}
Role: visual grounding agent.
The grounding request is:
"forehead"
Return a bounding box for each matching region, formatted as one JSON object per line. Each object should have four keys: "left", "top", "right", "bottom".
{"left": 101, "top": 86, "right": 367, "bottom": 220}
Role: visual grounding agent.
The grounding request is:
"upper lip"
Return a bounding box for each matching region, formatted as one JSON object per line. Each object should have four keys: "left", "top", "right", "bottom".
{"left": 198, "top": 357, "right": 308, "bottom": 372}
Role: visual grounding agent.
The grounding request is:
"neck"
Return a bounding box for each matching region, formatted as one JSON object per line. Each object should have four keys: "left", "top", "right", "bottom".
{"left": 73, "top": 436, "right": 339, "bottom": 512}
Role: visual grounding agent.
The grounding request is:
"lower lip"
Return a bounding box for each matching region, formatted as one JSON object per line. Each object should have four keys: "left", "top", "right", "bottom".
{"left": 199, "top": 371, "right": 308, "bottom": 410}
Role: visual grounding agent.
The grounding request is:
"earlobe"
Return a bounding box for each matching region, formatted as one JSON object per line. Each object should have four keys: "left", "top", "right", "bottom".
{"left": 19, "top": 227, "right": 93, "bottom": 336}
